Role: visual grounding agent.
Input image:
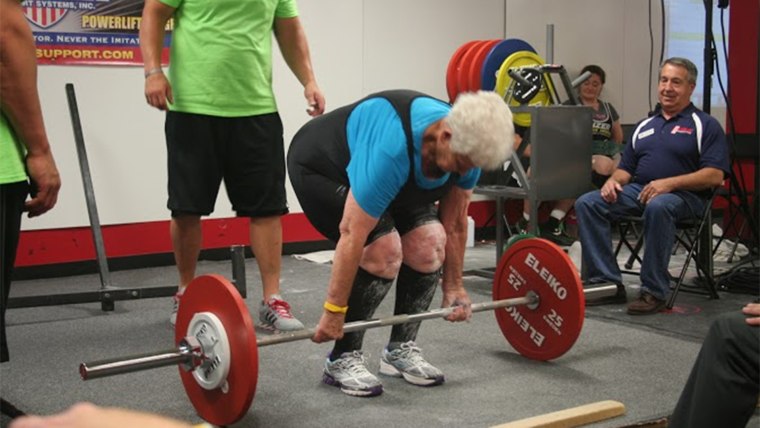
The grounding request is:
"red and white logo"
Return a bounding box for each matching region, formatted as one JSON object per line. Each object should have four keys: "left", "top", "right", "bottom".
{"left": 24, "top": 6, "right": 68, "bottom": 29}
{"left": 671, "top": 125, "right": 694, "bottom": 135}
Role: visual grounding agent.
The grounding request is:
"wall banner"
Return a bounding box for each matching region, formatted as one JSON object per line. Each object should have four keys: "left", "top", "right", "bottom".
{"left": 22, "top": 0, "right": 171, "bottom": 66}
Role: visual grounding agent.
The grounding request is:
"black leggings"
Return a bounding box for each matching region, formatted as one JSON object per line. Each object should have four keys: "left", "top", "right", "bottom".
{"left": 1, "top": 181, "right": 29, "bottom": 363}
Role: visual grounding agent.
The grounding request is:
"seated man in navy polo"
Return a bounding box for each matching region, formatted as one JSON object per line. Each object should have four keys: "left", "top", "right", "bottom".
{"left": 574, "top": 57, "right": 730, "bottom": 315}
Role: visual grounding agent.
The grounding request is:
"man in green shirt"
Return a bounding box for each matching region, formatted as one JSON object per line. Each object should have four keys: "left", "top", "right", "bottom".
{"left": 0, "top": 0, "right": 62, "bottom": 365}
{"left": 140, "top": 0, "right": 324, "bottom": 330}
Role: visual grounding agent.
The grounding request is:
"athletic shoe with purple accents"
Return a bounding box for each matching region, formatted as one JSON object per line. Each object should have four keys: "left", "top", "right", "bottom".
{"left": 323, "top": 351, "right": 383, "bottom": 397}
{"left": 379, "top": 341, "right": 445, "bottom": 386}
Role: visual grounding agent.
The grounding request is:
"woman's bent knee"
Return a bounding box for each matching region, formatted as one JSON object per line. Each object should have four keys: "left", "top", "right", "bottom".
{"left": 401, "top": 224, "right": 446, "bottom": 273}
{"left": 360, "top": 233, "right": 402, "bottom": 278}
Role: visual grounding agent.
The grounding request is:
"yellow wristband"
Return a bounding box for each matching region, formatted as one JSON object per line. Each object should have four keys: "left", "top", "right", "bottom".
{"left": 323, "top": 301, "right": 348, "bottom": 314}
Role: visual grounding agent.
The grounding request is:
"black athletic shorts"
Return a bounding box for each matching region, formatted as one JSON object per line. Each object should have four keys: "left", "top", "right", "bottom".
{"left": 165, "top": 111, "right": 288, "bottom": 217}
{"left": 288, "top": 166, "right": 439, "bottom": 245}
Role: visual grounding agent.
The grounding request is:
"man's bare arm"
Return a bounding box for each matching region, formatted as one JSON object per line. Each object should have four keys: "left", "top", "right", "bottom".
{"left": 0, "top": 0, "right": 60, "bottom": 216}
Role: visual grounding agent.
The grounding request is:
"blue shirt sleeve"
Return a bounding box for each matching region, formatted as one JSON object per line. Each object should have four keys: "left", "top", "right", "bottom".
{"left": 346, "top": 99, "right": 408, "bottom": 218}
{"left": 457, "top": 168, "right": 481, "bottom": 189}
{"left": 698, "top": 116, "right": 730, "bottom": 177}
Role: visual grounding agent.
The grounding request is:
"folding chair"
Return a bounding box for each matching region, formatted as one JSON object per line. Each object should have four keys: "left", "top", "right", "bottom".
{"left": 614, "top": 218, "right": 644, "bottom": 275}
{"left": 613, "top": 188, "right": 721, "bottom": 309}
{"left": 711, "top": 186, "right": 755, "bottom": 262}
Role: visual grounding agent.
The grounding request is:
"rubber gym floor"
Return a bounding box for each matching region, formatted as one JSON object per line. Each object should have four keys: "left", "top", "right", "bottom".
{"left": 1, "top": 239, "right": 758, "bottom": 427}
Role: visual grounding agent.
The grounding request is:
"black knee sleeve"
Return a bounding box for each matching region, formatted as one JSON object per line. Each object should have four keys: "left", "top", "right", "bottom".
{"left": 329, "top": 268, "right": 393, "bottom": 360}
{"left": 388, "top": 264, "right": 440, "bottom": 348}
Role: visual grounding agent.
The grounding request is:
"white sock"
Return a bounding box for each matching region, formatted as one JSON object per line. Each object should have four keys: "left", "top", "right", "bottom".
{"left": 550, "top": 209, "right": 566, "bottom": 221}
{"left": 523, "top": 212, "right": 530, "bottom": 221}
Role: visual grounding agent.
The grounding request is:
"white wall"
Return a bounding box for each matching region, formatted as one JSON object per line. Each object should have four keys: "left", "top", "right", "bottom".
{"left": 26, "top": 0, "right": 668, "bottom": 232}
{"left": 36, "top": 66, "right": 167, "bottom": 229}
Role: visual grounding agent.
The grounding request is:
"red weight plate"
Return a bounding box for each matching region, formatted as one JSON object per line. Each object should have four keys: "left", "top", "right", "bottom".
{"left": 467, "top": 39, "right": 500, "bottom": 93}
{"left": 492, "top": 238, "right": 584, "bottom": 361}
{"left": 176, "top": 274, "right": 258, "bottom": 426}
{"left": 456, "top": 40, "right": 490, "bottom": 96}
{"left": 446, "top": 40, "right": 481, "bottom": 103}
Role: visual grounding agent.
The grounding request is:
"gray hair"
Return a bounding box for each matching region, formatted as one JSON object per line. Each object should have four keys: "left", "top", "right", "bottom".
{"left": 661, "top": 57, "right": 698, "bottom": 84}
{"left": 447, "top": 91, "right": 515, "bottom": 171}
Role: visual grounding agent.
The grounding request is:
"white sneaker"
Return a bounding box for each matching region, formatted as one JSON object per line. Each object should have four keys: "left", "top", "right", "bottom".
{"left": 323, "top": 351, "right": 383, "bottom": 397}
{"left": 379, "top": 341, "right": 444, "bottom": 386}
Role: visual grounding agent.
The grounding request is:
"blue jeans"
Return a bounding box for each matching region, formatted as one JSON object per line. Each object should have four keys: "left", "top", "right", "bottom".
{"left": 574, "top": 183, "right": 706, "bottom": 300}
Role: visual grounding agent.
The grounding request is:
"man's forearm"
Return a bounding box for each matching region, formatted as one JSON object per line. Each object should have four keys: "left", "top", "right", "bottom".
{"left": 610, "top": 169, "right": 632, "bottom": 186}
{"left": 139, "top": 0, "right": 172, "bottom": 72}
{"left": 663, "top": 167, "right": 724, "bottom": 192}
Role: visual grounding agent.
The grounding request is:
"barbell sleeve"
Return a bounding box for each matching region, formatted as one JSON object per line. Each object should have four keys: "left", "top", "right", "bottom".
{"left": 80, "top": 338, "right": 201, "bottom": 380}
{"left": 507, "top": 69, "right": 536, "bottom": 89}
{"left": 80, "top": 349, "right": 191, "bottom": 380}
{"left": 583, "top": 284, "right": 618, "bottom": 297}
{"left": 571, "top": 71, "right": 592, "bottom": 88}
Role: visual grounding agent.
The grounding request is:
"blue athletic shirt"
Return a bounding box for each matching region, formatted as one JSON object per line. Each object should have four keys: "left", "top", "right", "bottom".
{"left": 619, "top": 103, "right": 730, "bottom": 186}
{"left": 345, "top": 97, "right": 481, "bottom": 218}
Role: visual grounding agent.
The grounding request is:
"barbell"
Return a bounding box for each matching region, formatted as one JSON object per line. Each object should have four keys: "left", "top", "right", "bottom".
{"left": 79, "top": 238, "right": 617, "bottom": 426}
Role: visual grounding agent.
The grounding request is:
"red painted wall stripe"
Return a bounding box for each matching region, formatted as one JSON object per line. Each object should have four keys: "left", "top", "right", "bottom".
{"left": 15, "top": 201, "right": 499, "bottom": 267}
{"left": 15, "top": 212, "right": 327, "bottom": 267}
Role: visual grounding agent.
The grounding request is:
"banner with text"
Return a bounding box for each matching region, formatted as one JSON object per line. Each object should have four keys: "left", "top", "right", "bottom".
{"left": 22, "top": 0, "right": 171, "bottom": 66}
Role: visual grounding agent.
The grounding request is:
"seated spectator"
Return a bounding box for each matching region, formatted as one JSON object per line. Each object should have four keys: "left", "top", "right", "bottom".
{"left": 515, "top": 65, "right": 625, "bottom": 246}
{"left": 571, "top": 64, "right": 625, "bottom": 187}
{"left": 574, "top": 57, "right": 730, "bottom": 313}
